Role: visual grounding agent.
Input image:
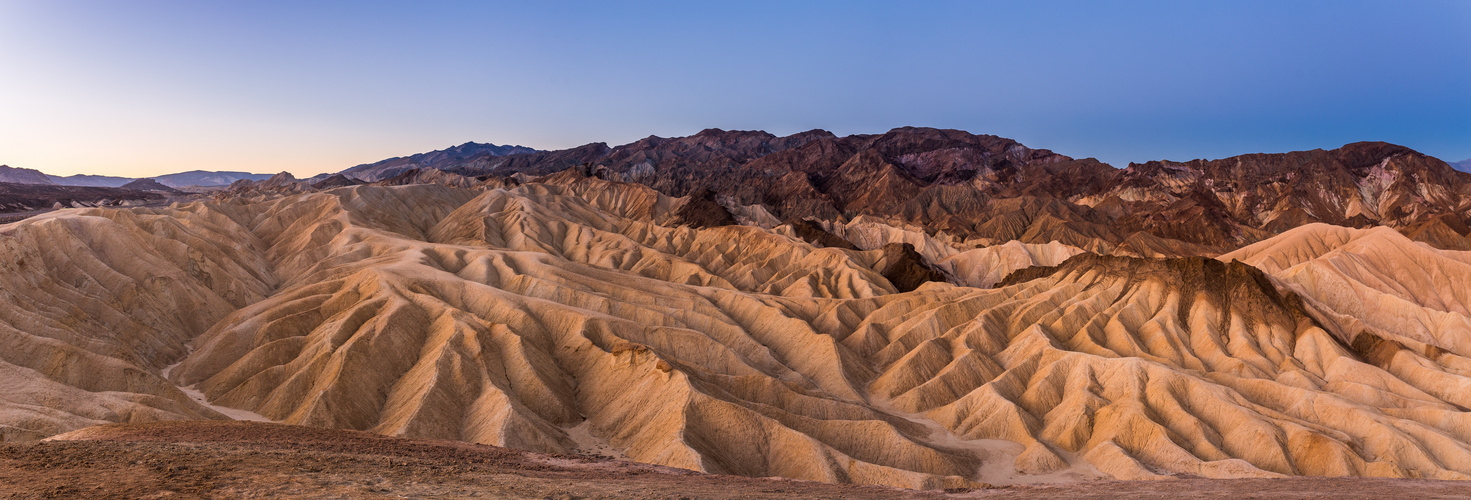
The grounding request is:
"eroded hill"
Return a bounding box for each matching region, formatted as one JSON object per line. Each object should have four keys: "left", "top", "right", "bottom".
{"left": 3, "top": 177, "right": 1471, "bottom": 489}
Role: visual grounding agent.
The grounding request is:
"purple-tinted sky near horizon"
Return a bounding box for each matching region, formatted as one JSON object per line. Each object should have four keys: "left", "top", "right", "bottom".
{"left": 1, "top": 1, "right": 1468, "bottom": 177}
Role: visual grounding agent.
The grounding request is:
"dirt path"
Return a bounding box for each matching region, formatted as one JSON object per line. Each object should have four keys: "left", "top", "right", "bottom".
{"left": 161, "top": 357, "right": 274, "bottom": 423}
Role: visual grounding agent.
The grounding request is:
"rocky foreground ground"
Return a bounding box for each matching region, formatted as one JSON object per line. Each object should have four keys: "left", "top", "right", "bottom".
{"left": 1, "top": 421, "right": 1468, "bottom": 499}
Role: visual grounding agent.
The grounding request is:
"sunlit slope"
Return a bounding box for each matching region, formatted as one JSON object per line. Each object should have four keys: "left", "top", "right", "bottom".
{"left": 169, "top": 184, "right": 980, "bottom": 489}
{"left": 1224, "top": 224, "right": 1471, "bottom": 353}
{"left": 6, "top": 181, "right": 1471, "bottom": 487}
{"left": 900, "top": 255, "right": 1471, "bottom": 480}
{"left": 0, "top": 202, "right": 275, "bottom": 439}
{"left": 1223, "top": 224, "right": 1471, "bottom": 418}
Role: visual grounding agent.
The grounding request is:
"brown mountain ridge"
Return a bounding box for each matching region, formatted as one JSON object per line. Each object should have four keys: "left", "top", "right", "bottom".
{"left": 352, "top": 127, "right": 1470, "bottom": 255}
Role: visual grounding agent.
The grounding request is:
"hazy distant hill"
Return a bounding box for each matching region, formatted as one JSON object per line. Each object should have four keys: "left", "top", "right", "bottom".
{"left": 5, "top": 166, "right": 272, "bottom": 188}
{"left": 153, "top": 170, "right": 274, "bottom": 188}
{"left": 1453, "top": 158, "right": 1471, "bottom": 173}
{"left": 46, "top": 174, "right": 133, "bottom": 187}
{"left": 0, "top": 165, "right": 56, "bottom": 185}
{"left": 119, "top": 178, "right": 183, "bottom": 193}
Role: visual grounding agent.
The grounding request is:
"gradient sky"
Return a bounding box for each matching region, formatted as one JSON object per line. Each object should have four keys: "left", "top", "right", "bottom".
{"left": 1, "top": 1, "right": 1468, "bottom": 178}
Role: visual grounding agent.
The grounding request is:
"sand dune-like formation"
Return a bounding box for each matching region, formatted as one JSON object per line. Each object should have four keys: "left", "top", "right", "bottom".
{"left": 0, "top": 203, "right": 274, "bottom": 439}
{"left": 817, "top": 216, "right": 1086, "bottom": 288}
{"left": 1223, "top": 224, "right": 1471, "bottom": 412}
{"left": 6, "top": 181, "right": 1471, "bottom": 488}
{"left": 1224, "top": 224, "right": 1471, "bottom": 352}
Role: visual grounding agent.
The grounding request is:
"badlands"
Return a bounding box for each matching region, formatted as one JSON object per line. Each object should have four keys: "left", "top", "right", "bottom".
{"left": 2, "top": 129, "right": 1471, "bottom": 497}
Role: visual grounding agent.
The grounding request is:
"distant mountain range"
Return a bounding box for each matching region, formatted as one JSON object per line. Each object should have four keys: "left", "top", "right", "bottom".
{"left": 151, "top": 170, "right": 275, "bottom": 188}
{"left": 334, "top": 128, "right": 1471, "bottom": 254}
{"left": 8, "top": 133, "right": 1470, "bottom": 253}
{"left": 0, "top": 165, "right": 57, "bottom": 185}
{"left": 45, "top": 173, "right": 135, "bottom": 187}
{"left": 0, "top": 165, "right": 273, "bottom": 188}
{"left": 119, "top": 178, "right": 182, "bottom": 193}
{"left": 340, "top": 141, "right": 540, "bottom": 181}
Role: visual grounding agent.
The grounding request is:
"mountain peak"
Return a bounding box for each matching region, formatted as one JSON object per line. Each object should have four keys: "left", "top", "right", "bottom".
{"left": 119, "top": 178, "right": 182, "bottom": 194}
{"left": 327, "top": 127, "right": 1470, "bottom": 253}
{"left": 341, "top": 141, "right": 543, "bottom": 181}
{"left": 0, "top": 164, "right": 56, "bottom": 185}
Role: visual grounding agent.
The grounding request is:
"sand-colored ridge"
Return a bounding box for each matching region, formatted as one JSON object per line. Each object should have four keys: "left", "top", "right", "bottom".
{"left": 1224, "top": 223, "right": 1471, "bottom": 355}
{"left": 5, "top": 181, "right": 1471, "bottom": 488}
{"left": 0, "top": 202, "right": 276, "bottom": 440}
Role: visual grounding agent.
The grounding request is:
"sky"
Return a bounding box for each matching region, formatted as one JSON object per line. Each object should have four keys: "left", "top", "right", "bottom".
{"left": 0, "top": 1, "right": 1468, "bottom": 178}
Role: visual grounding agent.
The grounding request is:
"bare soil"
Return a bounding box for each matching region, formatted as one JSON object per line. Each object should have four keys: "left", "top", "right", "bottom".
{"left": 0, "top": 421, "right": 940, "bottom": 499}
{"left": 2, "top": 421, "right": 1470, "bottom": 499}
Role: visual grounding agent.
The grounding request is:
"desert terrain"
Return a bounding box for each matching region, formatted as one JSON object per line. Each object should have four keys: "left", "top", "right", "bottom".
{"left": 2, "top": 128, "right": 1471, "bottom": 497}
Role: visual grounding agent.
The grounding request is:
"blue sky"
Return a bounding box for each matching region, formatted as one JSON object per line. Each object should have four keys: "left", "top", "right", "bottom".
{"left": 1, "top": 1, "right": 1468, "bottom": 177}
